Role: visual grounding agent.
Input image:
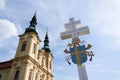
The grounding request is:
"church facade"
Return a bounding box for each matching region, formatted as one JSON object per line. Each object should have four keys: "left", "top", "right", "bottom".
{"left": 0, "top": 14, "right": 53, "bottom": 80}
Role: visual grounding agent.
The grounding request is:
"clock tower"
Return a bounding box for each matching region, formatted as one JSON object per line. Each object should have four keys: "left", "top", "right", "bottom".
{"left": 15, "top": 13, "right": 41, "bottom": 60}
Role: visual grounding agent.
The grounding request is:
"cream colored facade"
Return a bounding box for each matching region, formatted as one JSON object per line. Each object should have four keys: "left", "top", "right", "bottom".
{"left": 0, "top": 14, "right": 53, "bottom": 80}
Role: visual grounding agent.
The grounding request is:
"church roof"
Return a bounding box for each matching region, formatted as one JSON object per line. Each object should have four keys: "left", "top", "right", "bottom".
{"left": 0, "top": 60, "right": 12, "bottom": 69}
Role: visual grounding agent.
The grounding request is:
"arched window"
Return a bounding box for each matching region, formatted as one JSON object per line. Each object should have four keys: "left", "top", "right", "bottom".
{"left": 50, "top": 61, "right": 52, "bottom": 69}
{"left": 37, "top": 53, "right": 40, "bottom": 60}
{"left": 35, "top": 73, "right": 38, "bottom": 80}
{"left": 46, "top": 60, "right": 48, "bottom": 67}
{"left": 29, "top": 69, "right": 34, "bottom": 80}
{"left": 0, "top": 74, "right": 1, "bottom": 80}
{"left": 32, "top": 44, "right": 36, "bottom": 54}
{"left": 14, "top": 70, "right": 20, "bottom": 80}
{"left": 42, "top": 57, "right": 45, "bottom": 67}
{"left": 29, "top": 71, "right": 32, "bottom": 80}
{"left": 21, "top": 42, "right": 27, "bottom": 51}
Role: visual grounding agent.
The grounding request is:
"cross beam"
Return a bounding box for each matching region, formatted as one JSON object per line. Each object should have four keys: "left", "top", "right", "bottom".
{"left": 60, "top": 17, "right": 89, "bottom": 40}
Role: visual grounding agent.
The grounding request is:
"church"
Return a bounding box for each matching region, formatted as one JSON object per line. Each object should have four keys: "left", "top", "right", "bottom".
{"left": 0, "top": 13, "right": 54, "bottom": 80}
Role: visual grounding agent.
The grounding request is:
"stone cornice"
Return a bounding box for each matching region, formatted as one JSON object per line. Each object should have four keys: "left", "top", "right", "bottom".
{"left": 19, "top": 32, "right": 41, "bottom": 42}
{"left": 38, "top": 50, "right": 54, "bottom": 58}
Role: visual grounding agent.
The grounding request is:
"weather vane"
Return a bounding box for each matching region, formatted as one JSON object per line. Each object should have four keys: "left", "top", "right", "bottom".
{"left": 60, "top": 17, "right": 94, "bottom": 80}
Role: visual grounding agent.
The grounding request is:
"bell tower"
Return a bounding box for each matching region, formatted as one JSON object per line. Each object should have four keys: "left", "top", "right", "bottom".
{"left": 15, "top": 13, "right": 41, "bottom": 60}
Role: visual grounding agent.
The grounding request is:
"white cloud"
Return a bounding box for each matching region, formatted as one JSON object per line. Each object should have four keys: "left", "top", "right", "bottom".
{"left": 0, "top": 19, "right": 18, "bottom": 39}
{"left": 0, "top": 19, "right": 19, "bottom": 49}
{"left": 0, "top": 19, "right": 19, "bottom": 61}
{"left": 0, "top": 0, "right": 5, "bottom": 9}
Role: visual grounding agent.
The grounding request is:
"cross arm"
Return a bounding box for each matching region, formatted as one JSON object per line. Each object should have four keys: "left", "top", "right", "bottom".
{"left": 76, "top": 26, "right": 89, "bottom": 36}
{"left": 60, "top": 31, "right": 72, "bottom": 40}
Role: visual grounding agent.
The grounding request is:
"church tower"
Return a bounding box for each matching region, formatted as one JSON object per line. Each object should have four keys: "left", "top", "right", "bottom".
{"left": 15, "top": 13, "right": 40, "bottom": 60}
{"left": 1, "top": 13, "right": 54, "bottom": 80}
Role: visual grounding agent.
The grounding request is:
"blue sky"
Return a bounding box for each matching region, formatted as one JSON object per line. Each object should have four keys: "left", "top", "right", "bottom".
{"left": 0, "top": 0, "right": 120, "bottom": 80}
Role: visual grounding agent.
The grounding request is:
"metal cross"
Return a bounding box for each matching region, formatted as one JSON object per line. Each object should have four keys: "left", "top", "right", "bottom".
{"left": 60, "top": 17, "right": 89, "bottom": 40}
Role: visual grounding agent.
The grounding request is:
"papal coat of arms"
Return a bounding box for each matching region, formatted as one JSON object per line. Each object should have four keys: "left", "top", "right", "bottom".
{"left": 64, "top": 38, "right": 94, "bottom": 65}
